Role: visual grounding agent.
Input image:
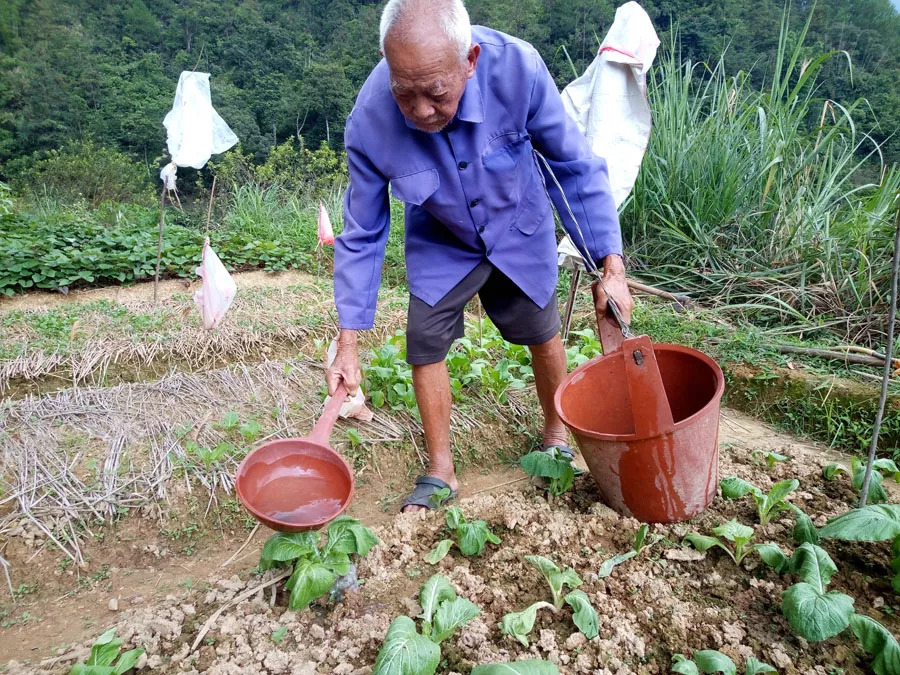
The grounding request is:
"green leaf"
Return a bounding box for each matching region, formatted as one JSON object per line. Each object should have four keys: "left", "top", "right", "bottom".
{"left": 418, "top": 574, "right": 457, "bottom": 625}
{"left": 270, "top": 626, "right": 288, "bottom": 644}
{"left": 564, "top": 589, "right": 599, "bottom": 639}
{"left": 260, "top": 532, "right": 318, "bottom": 569}
{"left": 429, "top": 487, "right": 451, "bottom": 508}
{"left": 112, "top": 650, "right": 144, "bottom": 675}
{"left": 672, "top": 655, "right": 700, "bottom": 675}
{"left": 782, "top": 583, "right": 854, "bottom": 641}
{"left": 597, "top": 551, "right": 637, "bottom": 578}
{"left": 70, "top": 666, "right": 115, "bottom": 675}
{"left": 819, "top": 504, "right": 900, "bottom": 542}
{"left": 499, "top": 601, "right": 555, "bottom": 647}
{"left": 712, "top": 519, "right": 754, "bottom": 546}
{"left": 525, "top": 555, "right": 581, "bottom": 608}
{"left": 892, "top": 537, "right": 900, "bottom": 594}
{"left": 520, "top": 450, "right": 575, "bottom": 495}
{"left": 634, "top": 524, "right": 648, "bottom": 553}
{"left": 286, "top": 559, "right": 336, "bottom": 610}
{"left": 755, "top": 543, "right": 791, "bottom": 574}
{"left": 325, "top": 516, "right": 379, "bottom": 556}
{"left": 760, "top": 479, "right": 799, "bottom": 520}
{"left": 683, "top": 533, "right": 725, "bottom": 554}
{"left": 457, "top": 520, "right": 501, "bottom": 556}
{"left": 720, "top": 477, "right": 761, "bottom": 499}
{"left": 790, "top": 543, "right": 838, "bottom": 591}
{"left": 744, "top": 657, "right": 777, "bottom": 675}
{"left": 445, "top": 506, "right": 464, "bottom": 531}
{"left": 790, "top": 505, "right": 819, "bottom": 545}
{"left": 424, "top": 539, "right": 454, "bottom": 565}
{"left": 471, "top": 659, "right": 560, "bottom": 674}
{"left": 431, "top": 596, "right": 481, "bottom": 643}
{"left": 87, "top": 628, "right": 122, "bottom": 666}
{"left": 765, "top": 452, "right": 788, "bottom": 469}
{"left": 823, "top": 463, "right": 848, "bottom": 480}
{"left": 693, "top": 650, "right": 737, "bottom": 675}
{"left": 849, "top": 613, "right": 900, "bottom": 675}
{"left": 373, "top": 616, "right": 440, "bottom": 675}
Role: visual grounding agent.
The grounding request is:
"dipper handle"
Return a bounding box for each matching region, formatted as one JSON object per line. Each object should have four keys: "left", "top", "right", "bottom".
{"left": 592, "top": 280, "right": 625, "bottom": 354}
{"left": 309, "top": 383, "right": 348, "bottom": 446}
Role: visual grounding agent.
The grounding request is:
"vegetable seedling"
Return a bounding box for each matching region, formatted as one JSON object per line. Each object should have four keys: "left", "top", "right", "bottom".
{"left": 720, "top": 477, "right": 799, "bottom": 525}
{"left": 69, "top": 628, "right": 144, "bottom": 675}
{"left": 683, "top": 519, "right": 757, "bottom": 565}
{"left": 373, "top": 574, "right": 480, "bottom": 675}
{"left": 756, "top": 541, "right": 855, "bottom": 641}
{"left": 672, "top": 651, "right": 776, "bottom": 675}
{"left": 822, "top": 457, "right": 899, "bottom": 504}
{"left": 819, "top": 503, "right": 900, "bottom": 592}
{"left": 499, "top": 555, "right": 599, "bottom": 646}
{"left": 519, "top": 448, "right": 575, "bottom": 496}
{"left": 849, "top": 613, "right": 900, "bottom": 675}
{"left": 270, "top": 626, "right": 288, "bottom": 644}
{"left": 750, "top": 449, "right": 789, "bottom": 470}
{"left": 424, "top": 506, "right": 501, "bottom": 564}
{"left": 258, "top": 516, "right": 378, "bottom": 610}
{"left": 597, "top": 523, "right": 663, "bottom": 579}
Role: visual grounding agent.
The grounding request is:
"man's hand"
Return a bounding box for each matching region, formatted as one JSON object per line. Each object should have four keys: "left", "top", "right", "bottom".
{"left": 327, "top": 330, "right": 362, "bottom": 396}
{"left": 593, "top": 254, "right": 635, "bottom": 324}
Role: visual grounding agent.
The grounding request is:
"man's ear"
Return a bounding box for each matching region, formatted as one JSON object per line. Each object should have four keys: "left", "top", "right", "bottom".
{"left": 465, "top": 43, "right": 481, "bottom": 79}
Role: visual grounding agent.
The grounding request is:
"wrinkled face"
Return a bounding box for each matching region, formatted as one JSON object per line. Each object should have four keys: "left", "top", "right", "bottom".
{"left": 384, "top": 35, "right": 479, "bottom": 133}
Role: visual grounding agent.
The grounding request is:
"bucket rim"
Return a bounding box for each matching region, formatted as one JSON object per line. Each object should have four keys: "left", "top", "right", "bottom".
{"left": 235, "top": 437, "right": 355, "bottom": 532}
{"left": 553, "top": 342, "right": 725, "bottom": 442}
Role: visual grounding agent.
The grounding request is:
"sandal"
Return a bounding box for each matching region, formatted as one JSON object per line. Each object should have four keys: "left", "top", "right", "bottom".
{"left": 401, "top": 475, "right": 459, "bottom": 512}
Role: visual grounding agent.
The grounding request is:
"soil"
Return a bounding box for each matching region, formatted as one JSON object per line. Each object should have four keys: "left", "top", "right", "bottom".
{"left": 2, "top": 409, "right": 896, "bottom": 674}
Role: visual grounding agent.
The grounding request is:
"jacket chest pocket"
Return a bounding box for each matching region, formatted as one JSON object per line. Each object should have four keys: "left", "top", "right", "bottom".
{"left": 482, "top": 131, "right": 532, "bottom": 172}
{"left": 390, "top": 168, "right": 440, "bottom": 206}
{"left": 481, "top": 131, "right": 534, "bottom": 212}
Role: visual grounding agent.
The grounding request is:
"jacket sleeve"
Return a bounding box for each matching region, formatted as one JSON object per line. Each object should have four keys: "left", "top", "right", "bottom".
{"left": 524, "top": 48, "right": 623, "bottom": 266}
{"left": 333, "top": 112, "right": 391, "bottom": 330}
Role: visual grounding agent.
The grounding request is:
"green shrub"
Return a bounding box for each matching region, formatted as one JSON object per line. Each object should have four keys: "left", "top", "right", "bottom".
{"left": 0, "top": 207, "right": 310, "bottom": 295}
{"left": 9, "top": 140, "right": 154, "bottom": 207}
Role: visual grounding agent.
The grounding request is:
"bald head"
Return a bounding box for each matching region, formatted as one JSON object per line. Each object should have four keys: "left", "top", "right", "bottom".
{"left": 380, "top": 0, "right": 471, "bottom": 62}
{"left": 379, "top": 0, "right": 480, "bottom": 133}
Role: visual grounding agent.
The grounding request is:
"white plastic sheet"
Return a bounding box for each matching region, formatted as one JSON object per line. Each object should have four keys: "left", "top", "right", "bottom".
{"left": 557, "top": 1, "right": 660, "bottom": 268}
{"left": 193, "top": 237, "right": 237, "bottom": 330}
{"left": 163, "top": 71, "right": 238, "bottom": 171}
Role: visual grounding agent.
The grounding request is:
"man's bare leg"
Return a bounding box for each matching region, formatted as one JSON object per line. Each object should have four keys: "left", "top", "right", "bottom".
{"left": 528, "top": 334, "right": 569, "bottom": 448}
{"left": 403, "top": 361, "right": 459, "bottom": 513}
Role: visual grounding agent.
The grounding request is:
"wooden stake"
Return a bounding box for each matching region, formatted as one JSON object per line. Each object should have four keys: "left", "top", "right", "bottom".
{"left": 154, "top": 185, "right": 167, "bottom": 304}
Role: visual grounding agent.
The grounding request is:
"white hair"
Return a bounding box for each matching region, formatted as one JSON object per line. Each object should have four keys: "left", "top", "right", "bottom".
{"left": 379, "top": 0, "right": 472, "bottom": 62}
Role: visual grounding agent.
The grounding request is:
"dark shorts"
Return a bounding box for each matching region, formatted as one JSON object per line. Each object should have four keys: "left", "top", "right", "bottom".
{"left": 406, "top": 260, "right": 561, "bottom": 365}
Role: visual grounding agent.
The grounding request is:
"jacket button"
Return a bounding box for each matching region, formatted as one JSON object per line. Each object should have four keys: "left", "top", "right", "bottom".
{"left": 487, "top": 247, "right": 494, "bottom": 256}
{"left": 478, "top": 225, "right": 485, "bottom": 233}
{"left": 458, "top": 161, "right": 468, "bottom": 170}
{"left": 469, "top": 198, "right": 480, "bottom": 207}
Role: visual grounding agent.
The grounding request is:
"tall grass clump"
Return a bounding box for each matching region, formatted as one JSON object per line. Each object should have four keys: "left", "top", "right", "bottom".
{"left": 624, "top": 7, "right": 900, "bottom": 346}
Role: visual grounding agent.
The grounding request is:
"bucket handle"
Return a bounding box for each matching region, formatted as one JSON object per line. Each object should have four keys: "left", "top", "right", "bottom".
{"left": 309, "top": 383, "right": 348, "bottom": 446}
{"left": 591, "top": 280, "right": 632, "bottom": 354}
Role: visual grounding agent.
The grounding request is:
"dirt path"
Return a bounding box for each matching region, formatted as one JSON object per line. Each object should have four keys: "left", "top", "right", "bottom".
{"left": 0, "top": 270, "right": 319, "bottom": 311}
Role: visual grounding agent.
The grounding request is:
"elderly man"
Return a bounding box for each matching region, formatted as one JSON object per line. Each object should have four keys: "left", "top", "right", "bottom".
{"left": 326, "top": 0, "right": 634, "bottom": 512}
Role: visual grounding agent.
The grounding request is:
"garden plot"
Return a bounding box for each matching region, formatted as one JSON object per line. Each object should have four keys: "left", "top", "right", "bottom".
{"left": 5, "top": 408, "right": 898, "bottom": 674}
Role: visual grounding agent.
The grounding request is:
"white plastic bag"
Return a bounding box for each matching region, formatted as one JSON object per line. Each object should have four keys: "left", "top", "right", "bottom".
{"left": 557, "top": 1, "right": 660, "bottom": 267}
{"left": 162, "top": 72, "right": 238, "bottom": 173}
{"left": 193, "top": 237, "right": 237, "bottom": 330}
{"left": 324, "top": 339, "right": 373, "bottom": 421}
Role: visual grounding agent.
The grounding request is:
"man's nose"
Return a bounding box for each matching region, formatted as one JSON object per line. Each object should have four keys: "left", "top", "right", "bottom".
{"left": 413, "top": 98, "right": 435, "bottom": 120}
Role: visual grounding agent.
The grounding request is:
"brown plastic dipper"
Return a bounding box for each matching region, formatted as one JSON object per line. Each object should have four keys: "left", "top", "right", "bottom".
{"left": 235, "top": 384, "right": 354, "bottom": 532}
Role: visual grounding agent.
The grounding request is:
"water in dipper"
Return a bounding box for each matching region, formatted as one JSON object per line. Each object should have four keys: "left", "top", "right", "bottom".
{"left": 254, "top": 457, "right": 346, "bottom": 524}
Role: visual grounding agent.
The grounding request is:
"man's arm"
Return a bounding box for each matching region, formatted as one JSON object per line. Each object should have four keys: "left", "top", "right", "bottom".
{"left": 524, "top": 48, "right": 633, "bottom": 321}
{"left": 329, "top": 114, "right": 391, "bottom": 395}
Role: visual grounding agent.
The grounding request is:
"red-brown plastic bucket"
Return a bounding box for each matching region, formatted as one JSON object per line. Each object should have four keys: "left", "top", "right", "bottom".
{"left": 554, "top": 284, "right": 724, "bottom": 523}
